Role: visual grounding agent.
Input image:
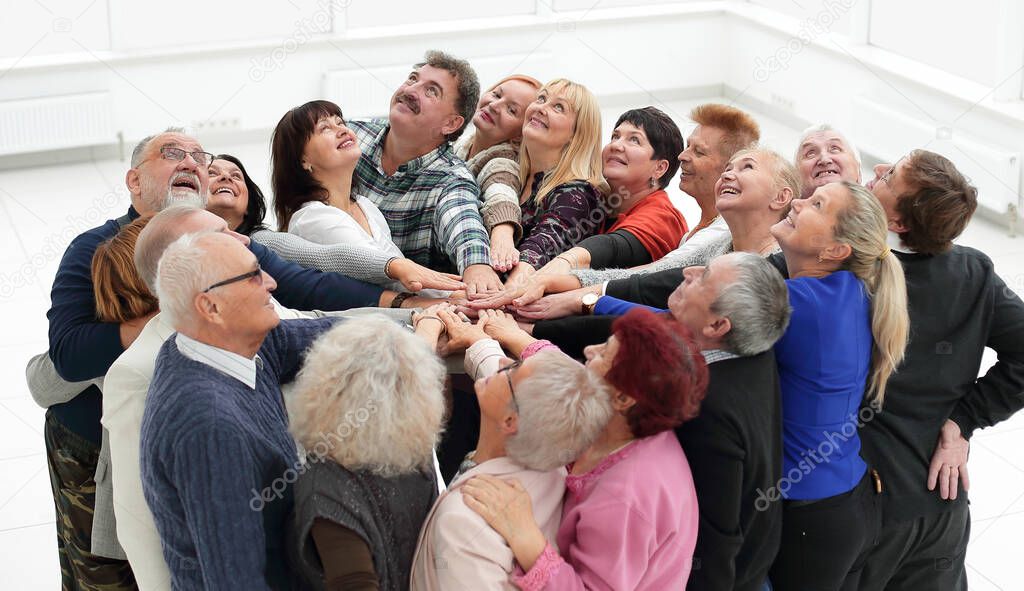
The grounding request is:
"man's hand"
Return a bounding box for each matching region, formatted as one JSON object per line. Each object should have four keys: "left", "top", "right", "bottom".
{"left": 463, "top": 264, "right": 504, "bottom": 299}
{"left": 387, "top": 258, "right": 465, "bottom": 292}
{"left": 438, "top": 309, "right": 489, "bottom": 355}
{"left": 927, "top": 419, "right": 971, "bottom": 501}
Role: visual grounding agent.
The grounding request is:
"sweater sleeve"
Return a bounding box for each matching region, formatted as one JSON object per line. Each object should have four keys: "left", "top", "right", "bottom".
{"left": 577, "top": 230, "right": 652, "bottom": 269}
{"left": 605, "top": 267, "right": 685, "bottom": 309}
{"left": 249, "top": 229, "right": 392, "bottom": 284}
{"left": 311, "top": 519, "right": 380, "bottom": 591}
{"left": 171, "top": 421, "right": 272, "bottom": 590}
{"left": 947, "top": 272, "right": 1024, "bottom": 438}
{"left": 476, "top": 149, "right": 524, "bottom": 236}
{"left": 264, "top": 318, "right": 339, "bottom": 384}
{"left": 47, "top": 228, "right": 124, "bottom": 381}
{"left": 519, "top": 185, "right": 602, "bottom": 268}
{"left": 250, "top": 242, "right": 383, "bottom": 311}
{"left": 26, "top": 351, "right": 100, "bottom": 408}
{"left": 675, "top": 411, "right": 746, "bottom": 591}
{"left": 433, "top": 179, "right": 491, "bottom": 271}
{"left": 531, "top": 316, "right": 615, "bottom": 359}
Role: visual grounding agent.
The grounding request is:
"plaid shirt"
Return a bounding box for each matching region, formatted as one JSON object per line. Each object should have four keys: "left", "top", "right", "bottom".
{"left": 350, "top": 119, "right": 490, "bottom": 272}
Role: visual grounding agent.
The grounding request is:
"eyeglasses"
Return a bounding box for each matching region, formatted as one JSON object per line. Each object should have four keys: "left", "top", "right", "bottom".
{"left": 203, "top": 265, "right": 263, "bottom": 293}
{"left": 496, "top": 358, "right": 522, "bottom": 413}
{"left": 157, "top": 146, "right": 216, "bottom": 167}
{"left": 880, "top": 155, "right": 906, "bottom": 185}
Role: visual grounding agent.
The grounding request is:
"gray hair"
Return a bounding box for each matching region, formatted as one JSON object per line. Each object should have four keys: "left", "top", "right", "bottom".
{"left": 795, "top": 123, "right": 862, "bottom": 166}
{"left": 154, "top": 231, "right": 220, "bottom": 329}
{"left": 288, "top": 316, "right": 446, "bottom": 477}
{"left": 506, "top": 350, "right": 613, "bottom": 471}
{"left": 711, "top": 252, "right": 791, "bottom": 356}
{"left": 135, "top": 204, "right": 205, "bottom": 291}
{"left": 131, "top": 126, "right": 188, "bottom": 168}
{"left": 415, "top": 50, "right": 480, "bottom": 142}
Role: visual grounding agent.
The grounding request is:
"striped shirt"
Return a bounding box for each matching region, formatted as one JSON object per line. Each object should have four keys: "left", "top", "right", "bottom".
{"left": 350, "top": 119, "right": 491, "bottom": 273}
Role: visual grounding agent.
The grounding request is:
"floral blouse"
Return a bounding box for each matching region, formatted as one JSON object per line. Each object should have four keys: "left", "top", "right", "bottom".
{"left": 518, "top": 173, "right": 603, "bottom": 268}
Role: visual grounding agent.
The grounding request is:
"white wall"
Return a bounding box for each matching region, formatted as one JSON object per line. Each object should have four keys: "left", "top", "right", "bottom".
{"left": 2, "top": 0, "right": 1023, "bottom": 218}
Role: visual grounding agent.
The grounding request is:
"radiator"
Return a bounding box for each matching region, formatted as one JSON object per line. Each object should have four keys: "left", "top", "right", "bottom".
{"left": 0, "top": 92, "right": 116, "bottom": 156}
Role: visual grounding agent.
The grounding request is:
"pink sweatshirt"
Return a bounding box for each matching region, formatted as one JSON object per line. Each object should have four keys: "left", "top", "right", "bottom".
{"left": 514, "top": 430, "right": 699, "bottom": 590}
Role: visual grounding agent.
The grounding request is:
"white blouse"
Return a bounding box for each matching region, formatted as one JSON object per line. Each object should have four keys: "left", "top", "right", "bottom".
{"left": 288, "top": 198, "right": 404, "bottom": 260}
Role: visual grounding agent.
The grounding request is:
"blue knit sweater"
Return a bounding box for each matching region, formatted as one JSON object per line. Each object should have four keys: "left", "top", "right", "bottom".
{"left": 141, "top": 318, "right": 336, "bottom": 590}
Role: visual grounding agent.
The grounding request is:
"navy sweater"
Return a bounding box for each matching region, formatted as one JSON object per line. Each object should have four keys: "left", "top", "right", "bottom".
{"left": 45, "top": 208, "right": 383, "bottom": 443}
{"left": 141, "top": 318, "right": 336, "bottom": 590}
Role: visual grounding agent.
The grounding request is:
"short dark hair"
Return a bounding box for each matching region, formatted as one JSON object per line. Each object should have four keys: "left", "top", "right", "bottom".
{"left": 896, "top": 149, "right": 978, "bottom": 255}
{"left": 213, "top": 154, "right": 267, "bottom": 235}
{"left": 606, "top": 308, "right": 709, "bottom": 438}
{"left": 614, "top": 107, "right": 685, "bottom": 189}
{"left": 415, "top": 50, "right": 480, "bottom": 143}
{"left": 270, "top": 100, "right": 343, "bottom": 231}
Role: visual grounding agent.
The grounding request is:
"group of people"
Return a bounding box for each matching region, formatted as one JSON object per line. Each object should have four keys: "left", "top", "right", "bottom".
{"left": 29, "top": 48, "right": 1024, "bottom": 591}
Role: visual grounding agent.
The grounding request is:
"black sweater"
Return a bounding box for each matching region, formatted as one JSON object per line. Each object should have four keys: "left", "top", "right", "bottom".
{"left": 677, "top": 351, "right": 783, "bottom": 591}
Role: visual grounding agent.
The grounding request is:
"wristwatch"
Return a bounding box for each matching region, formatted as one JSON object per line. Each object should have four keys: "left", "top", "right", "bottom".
{"left": 390, "top": 292, "right": 415, "bottom": 309}
{"left": 581, "top": 292, "right": 600, "bottom": 315}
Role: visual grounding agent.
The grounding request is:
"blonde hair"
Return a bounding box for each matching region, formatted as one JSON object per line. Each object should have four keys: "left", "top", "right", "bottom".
{"left": 288, "top": 316, "right": 446, "bottom": 477}
{"left": 833, "top": 182, "right": 910, "bottom": 406}
{"left": 519, "top": 78, "right": 608, "bottom": 204}
{"left": 731, "top": 145, "right": 802, "bottom": 216}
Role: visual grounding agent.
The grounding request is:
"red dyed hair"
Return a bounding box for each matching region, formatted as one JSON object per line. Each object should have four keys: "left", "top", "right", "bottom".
{"left": 607, "top": 308, "right": 709, "bottom": 438}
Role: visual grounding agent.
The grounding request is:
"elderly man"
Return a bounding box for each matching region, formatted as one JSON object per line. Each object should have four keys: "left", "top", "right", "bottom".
{"left": 38, "top": 126, "right": 412, "bottom": 588}
{"left": 140, "top": 231, "right": 336, "bottom": 590}
{"left": 409, "top": 313, "right": 611, "bottom": 590}
{"left": 349, "top": 50, "right": 501, "bottom": 295}
{"left": 529, "top": 252, "right": 790, "bottom": 590}
{"left": 793, "top": 124, "right": 862, "bottom": 198}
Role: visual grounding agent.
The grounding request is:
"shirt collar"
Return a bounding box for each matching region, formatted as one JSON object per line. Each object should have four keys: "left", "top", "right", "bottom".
{"left": 175, "top": 333, "right": 262, "bottom": 390}
{"left": 369, "top": 122, "right": 446, "bottom": 175}
{"left": 701, "top": 349, "right": 740, "bottom": 364}
{"left": 887, "top": 230, "right": 915, "bottom": 254}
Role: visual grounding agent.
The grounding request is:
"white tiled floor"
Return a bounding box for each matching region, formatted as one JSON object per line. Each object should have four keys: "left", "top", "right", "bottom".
{"left": 1, "top": 98, "right": 1022, "bottom": 589}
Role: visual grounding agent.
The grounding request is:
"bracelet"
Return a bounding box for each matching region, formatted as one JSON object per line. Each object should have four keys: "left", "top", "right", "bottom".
{"left": 384, "top": 257, "right": 399, "bottom": 279}
{"left": 555, "top": 255, "right": 575, "bottom": 269}
{"left": 390, "top": 292, "right": 415, "bottom": 309}
{"left": 414, "top": 316, "right": 445, "bottom": 332}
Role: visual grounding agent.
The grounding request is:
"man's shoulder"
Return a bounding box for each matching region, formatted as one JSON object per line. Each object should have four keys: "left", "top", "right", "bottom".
{"left": 422, "top": 146, "right": 476, "bottom": 187}
{"left": 60, "top": 215, "right": 125, "bottom": 262}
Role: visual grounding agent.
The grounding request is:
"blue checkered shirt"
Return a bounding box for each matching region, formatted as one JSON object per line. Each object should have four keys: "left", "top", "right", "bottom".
{"left": 350, "top": 119, "right": 490, "bottom": 272}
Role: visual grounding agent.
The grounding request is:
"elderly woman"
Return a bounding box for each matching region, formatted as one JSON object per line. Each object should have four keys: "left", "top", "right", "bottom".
{"left": 287, "top": 316, "right": 445, "bottom": 591}
{"left": 453, "top": 75, "right": 542, "bottom": 272}
{"left": 461, "top": 308, "right": 708, "bottom": 589}
{"left": 409, "top": 309, "right": 611, "bottom": 590}
{"left": 768, "top": 181, "right": 909, "bottom": 589}
{"left": 511, "top": 146, "right": 799, "bottom": 320}
{"left": 794, "top": 124, "right": 862, "bottom": 198}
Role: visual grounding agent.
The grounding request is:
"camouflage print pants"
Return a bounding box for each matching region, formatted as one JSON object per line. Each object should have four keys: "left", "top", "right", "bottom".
{"left": 44, "top": 411, "right": 138, "bottom": 591}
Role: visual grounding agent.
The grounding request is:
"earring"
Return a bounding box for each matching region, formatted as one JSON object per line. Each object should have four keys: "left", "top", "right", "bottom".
{"left": 649, "top": 177, "right": 657, "bottom": 188}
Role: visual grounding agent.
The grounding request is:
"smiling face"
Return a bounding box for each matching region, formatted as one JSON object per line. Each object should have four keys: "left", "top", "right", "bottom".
{"left": 867, "top": 157, "right": 913, "bottom": 231}
{"left": 473, "top": 79, "right": 537, "bottom": 144}
{"left": 583, "top": 335, "right": 621, "bottom": 378}
{"left": 678, "top": 125, "right": 729, "bottom": 202}
{"left": 601, "top": 121, "right": 666, "bottom": 191}
{"left": 521, "top": 86, "right": 577, "bottom": 153}
{"left": 196, "top": 232, "right": 279, "bottom": 338}
{"left": 796, "top": 130, "right": 861, "bottom": 197}
{"left": 389, "top": 64, "right": 463, "bottom": 142}
{"left": 207, "top": 159, "right": 249, "bottom": 229}
{"left": 667, "top": 255, "right": 737, "bottom": 344}
{"left": 131, "top": 132, "right": 210, "bottom": 215}
{"left": 714, "top": 151, "right": 778, "bottom": 217}
{"left": 771, "top": 182, "right": 852, "bottom": 259}
{"left": 301, "top": 113, "right": 360, "bottom": 178}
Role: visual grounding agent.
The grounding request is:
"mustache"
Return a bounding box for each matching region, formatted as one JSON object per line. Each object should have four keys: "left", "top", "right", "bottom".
{"left": 396, "top": 93, "right": 420, "bottom": 114}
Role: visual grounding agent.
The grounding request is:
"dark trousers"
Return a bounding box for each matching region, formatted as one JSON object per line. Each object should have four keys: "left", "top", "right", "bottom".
{"left": 770, "top": 472, "right": 881, "bottom": 591}
{"left": 44, "top": 411, "right": 137, "bottom": 591}
{"left": 436, "top": 375, "right": 481, "bottom": 484}
{"left": 856, "top": 502, "right": 969, "bottom": 591}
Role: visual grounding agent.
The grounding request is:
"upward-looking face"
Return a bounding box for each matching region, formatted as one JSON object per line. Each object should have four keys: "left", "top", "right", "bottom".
{"left": 678, "top": 125, "right": 729, "bottom": 202}
{"left": 771, "top": 182, "right": 851, "bottom": 258}
{"left": 473, "top": 79, "right": 537, "bottom": 143}
{"left": 602, "top": 121, "right": 663, "bottom": 191}
{"left": 715, "top": 151, "right": 778, "bottom": 216}
{"left": 207, "top": 159, "right": 249, "bottom": 228}
{"left": 583, "top": 335, "right": 621, "bottom": 378}
{"left": 197, "top": 233, "right": 279, "bottom": 338}
{"left": 667, "top": 255, "right": 737, "bottom": 340}
{"left": 867, "top": 157, "right": 913, "bottom": 230}
{"left": 301, "top": 113, "right": 361, "bottom": 177}
{"left": 796, "top": 131, "right": 861, "bottom": 197}
{"left": 132, "top": 132, "right": 211, "bottom": 215}
{"left": 522, "top": 86, "right": 577, "bottom": 154}
{"left": 474, "top": 356, "right": 537, "bottom": 425}
{"left": 389, "top": 64, "right": 463, "bottom": 140}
